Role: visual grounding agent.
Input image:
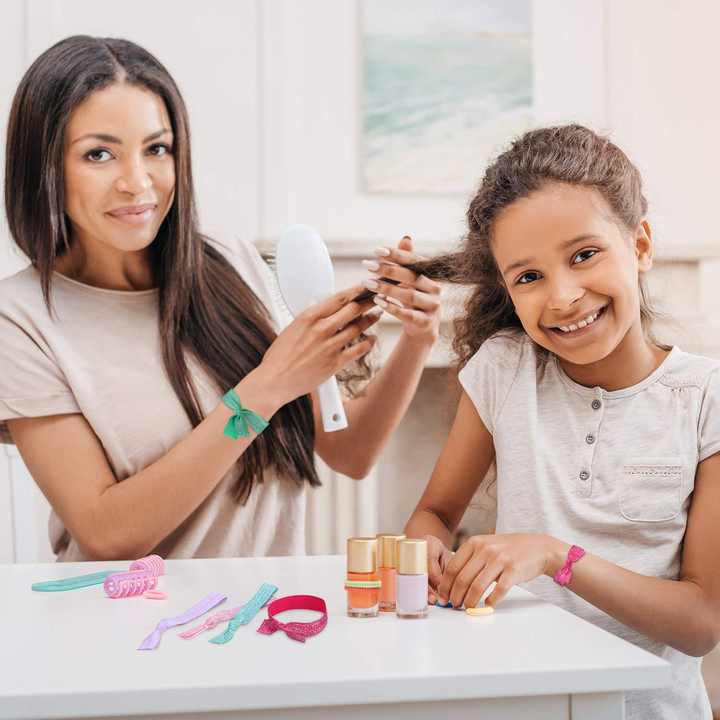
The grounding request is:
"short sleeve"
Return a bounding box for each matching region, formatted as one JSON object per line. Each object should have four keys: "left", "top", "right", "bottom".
{"left": 0, "top": 315, "right": 80, "bottom": 444}
{"left": 457, "top": 333, "right": 524, "bottom": 435}
{"left": 698, "top": 367, "right": 720, "bottom": 463}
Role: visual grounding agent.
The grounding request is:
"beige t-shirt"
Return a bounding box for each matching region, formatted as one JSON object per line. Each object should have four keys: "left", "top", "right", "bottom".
{"left": 0, "top": 239, "right": 306, "bottom": 562}
{"left": 459, "top": 331, "right": 720, "bottom": 720}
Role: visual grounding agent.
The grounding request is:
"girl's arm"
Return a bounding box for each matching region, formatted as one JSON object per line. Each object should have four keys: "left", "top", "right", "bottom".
{"left": 542, "top": 451, "right": 720, "bottom": 657}
{"left": 7, "top": 286, "right": 375, "bottom": 561}
{"left": 312, "top": 332, "right": 434, "bottom": 479}
{"left": 403, "top": 390, "right": 496, "bottom": 588}
{"left": 313, "top": 237, "right": 443, "bottom": 478}
{"left": 431, "top": 434, "right": 720, "bottom": 657}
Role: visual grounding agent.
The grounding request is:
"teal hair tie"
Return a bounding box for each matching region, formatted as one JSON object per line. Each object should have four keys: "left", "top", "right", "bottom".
{"left": 221, "top": 388, "right": 269, "bottom": 440}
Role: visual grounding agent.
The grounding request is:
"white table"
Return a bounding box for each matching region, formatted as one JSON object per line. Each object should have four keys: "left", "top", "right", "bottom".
{"left": 0, "top": 555, "right": 669, "bottom": 720}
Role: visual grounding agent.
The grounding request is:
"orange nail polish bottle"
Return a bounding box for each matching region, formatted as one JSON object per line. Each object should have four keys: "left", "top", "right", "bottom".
{"left": 376, "top": 533, "right": 405, "bottom": 611}
{"left": 346, "top": 537, "right": 381, "bottom": 618}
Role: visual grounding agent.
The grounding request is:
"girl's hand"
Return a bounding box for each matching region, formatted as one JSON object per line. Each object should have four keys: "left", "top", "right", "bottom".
{"left": 362, "top": 236, "right": 441, "bottom": 345}
{"left": 425, "top": 534, "right": 454, "bottom": 605}
{"left": 253, "top": 284, "right": 380, "bottom": 409}
{"left": 436, "top": 533, "right": 561, "bottom": 609}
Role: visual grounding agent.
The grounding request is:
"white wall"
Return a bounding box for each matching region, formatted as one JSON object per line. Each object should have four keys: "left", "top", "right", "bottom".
{"left": 1, "top": 0, "right": 720, "bottom": 562}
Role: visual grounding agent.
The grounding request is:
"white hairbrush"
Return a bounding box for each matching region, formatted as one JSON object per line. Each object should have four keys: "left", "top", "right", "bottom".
{"left": 275, "top": 224, "right": 349, "bottom": 432}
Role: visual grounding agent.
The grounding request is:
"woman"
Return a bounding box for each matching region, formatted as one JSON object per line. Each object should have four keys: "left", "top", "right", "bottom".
{"left": 0, "top": 36, "right": 440, "bottom": 561}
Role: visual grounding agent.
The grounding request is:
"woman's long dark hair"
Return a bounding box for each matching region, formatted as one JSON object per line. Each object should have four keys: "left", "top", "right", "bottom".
{"left": 409, "top": 124, "right": 664, "bottom": 369}
{"left": 4, "top": 35, "right": 319, "bottom": 502}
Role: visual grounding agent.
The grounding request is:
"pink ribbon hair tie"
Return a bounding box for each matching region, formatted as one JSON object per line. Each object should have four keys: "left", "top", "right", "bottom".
{"left": 553, "top": 544, "right": 586, "bottom": 587}
{"left": 179, "top": 606, "right": 243, "bottom": 639}
{"left": 257, "top": 595, "right": 328, "bottom": 643}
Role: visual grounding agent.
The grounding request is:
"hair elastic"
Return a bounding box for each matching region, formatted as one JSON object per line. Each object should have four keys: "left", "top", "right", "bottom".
{"left": 553, "top": 545, "right": 586, "bottom": 587}
{"left": 137, "top": 593, "right": 227, "bottom": 651}
{"left": 221, "top": 388, "right": 269, "bottom": 440}
{"left": 31, "top": 554, "right": 164, "bottom": 594}
{"left": 210, "top": 583, "right": 278, "bottom": 645}
{"left": 257, "top": 595, "right": 328, "bottom": 643}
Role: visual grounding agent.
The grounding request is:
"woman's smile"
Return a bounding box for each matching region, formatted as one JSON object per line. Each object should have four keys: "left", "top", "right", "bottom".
{"left": 106, "top": 203, "right": 157, "bottom": 225}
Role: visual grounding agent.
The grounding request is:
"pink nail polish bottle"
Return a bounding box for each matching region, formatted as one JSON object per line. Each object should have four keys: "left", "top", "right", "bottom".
{"left": 376, "top": 533, "right": 405, "bottom": 612}
{"left": 396, "top": 538, "right": 428, "bottom": 619}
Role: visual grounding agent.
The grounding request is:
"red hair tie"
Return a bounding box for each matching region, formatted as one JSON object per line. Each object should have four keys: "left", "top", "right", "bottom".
{"left": 257, "top": 595, "right": 328, "bottom": 643}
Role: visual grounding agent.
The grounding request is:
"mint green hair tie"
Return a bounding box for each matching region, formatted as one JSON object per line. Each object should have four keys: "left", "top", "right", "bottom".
{"left": 221, "top": 388, "right": 269, "bottom": 440}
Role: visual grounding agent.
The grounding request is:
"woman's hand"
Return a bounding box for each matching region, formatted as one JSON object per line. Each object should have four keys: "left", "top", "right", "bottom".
{"left": 436, "top": 533, "right": 562, "bottom": 609}
{"left": 362, "top": 236, "right": 441, "bottom": 345}
{"left": 251, "top": 284, "right": 380, "bottom": 409}
{"left": 426, "top": 534, "right": 454, "bottom": 605}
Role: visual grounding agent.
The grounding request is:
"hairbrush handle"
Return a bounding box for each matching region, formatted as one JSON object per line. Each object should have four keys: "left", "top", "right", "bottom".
{"left": 317, "top": 377, "right": 348, "bottom": 432}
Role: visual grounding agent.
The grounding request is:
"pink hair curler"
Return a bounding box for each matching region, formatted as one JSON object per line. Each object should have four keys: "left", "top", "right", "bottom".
{"left": 103, "top": 554, "right": 165, "bottom": 599}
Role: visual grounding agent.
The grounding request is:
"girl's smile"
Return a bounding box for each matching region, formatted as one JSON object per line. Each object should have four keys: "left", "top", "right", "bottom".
{"left": 545, "top": 302, "right": 610, "bottom": 340}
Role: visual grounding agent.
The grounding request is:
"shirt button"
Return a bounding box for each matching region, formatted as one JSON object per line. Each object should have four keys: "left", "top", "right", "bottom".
{"left": 586, "top": 434, "right": 596, "bottom": 444}
{"left": 591, "top": 399, "right": 601, "bottom": 410}
{"left": 579, "top": 470, "right": 590, "bottom": 481}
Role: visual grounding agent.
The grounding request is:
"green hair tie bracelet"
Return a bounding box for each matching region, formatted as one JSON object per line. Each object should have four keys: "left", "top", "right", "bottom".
{"left": 221, "top": 388, "right": 269, "bottom": 440}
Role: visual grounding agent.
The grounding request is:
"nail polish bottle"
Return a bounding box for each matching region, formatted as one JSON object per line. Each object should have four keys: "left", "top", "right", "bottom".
{"left": 346, "top": 537, "right": 381, "bottom": 618}
{"left": 396, "top": 538, "right": 428, "bottom": 619}
{"left": 376, "top": 533, "right": 405, "bottom": 611}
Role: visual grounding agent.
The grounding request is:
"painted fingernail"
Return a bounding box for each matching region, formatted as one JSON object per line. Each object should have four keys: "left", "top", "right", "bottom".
{"left": 362, "top": 259, "right": 380, "bottom": 271}
{"left": 362, "top": 279, "right": 379, "bottom": 291}
{"left": 374, "top": 247, "right": 391, "bottom": 257}
{"left": 367, "top": 306, "right": 383, "bottom": 317}
{"left": 384, "top": 295, "right": 403, "bottom": 308}
{"left": 373, "top": 296, "right": 388, "bottom": 309}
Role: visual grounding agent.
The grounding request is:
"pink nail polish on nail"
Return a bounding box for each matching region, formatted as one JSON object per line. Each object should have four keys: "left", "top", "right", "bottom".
{"left": 374, "top": 247, "right": 391, "bottom": 257}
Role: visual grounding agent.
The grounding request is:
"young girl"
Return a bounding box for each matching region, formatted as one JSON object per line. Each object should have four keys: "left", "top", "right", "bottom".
{"left": 398, "top": 125, "right": 720, "bottom": 719}
{"left": 0, "top": 36, "right": 440, "bottom": 562}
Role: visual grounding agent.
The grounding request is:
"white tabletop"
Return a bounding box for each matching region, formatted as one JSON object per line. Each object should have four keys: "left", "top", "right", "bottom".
{"left": 0, "top": 555, "right": 670, "bottom": 719}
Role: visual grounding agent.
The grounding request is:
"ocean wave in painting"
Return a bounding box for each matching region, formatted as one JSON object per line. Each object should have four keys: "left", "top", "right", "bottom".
{"left": 363, "top": 19, "right": 533, "bottom": 195}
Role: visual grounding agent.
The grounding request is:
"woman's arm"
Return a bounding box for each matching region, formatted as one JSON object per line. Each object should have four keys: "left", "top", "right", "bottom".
{"left": 436, "top": 452, "right": 720, "bottom": 658}
{"left": 7, "top": 286, "right": 375, "bottom": 561}
{"left": 314, "top": 237, "right": 443, "bottom": 478}
{"left": 312, "top": 332, "right": 433, "bottom": 479}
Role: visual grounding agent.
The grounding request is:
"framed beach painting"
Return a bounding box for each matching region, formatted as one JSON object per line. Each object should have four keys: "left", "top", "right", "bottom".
{"left": 260, "top": 0, "right": 606, "bottom": 247}
{"left": 361, "top": 0, "right": 533, "bottom": 195}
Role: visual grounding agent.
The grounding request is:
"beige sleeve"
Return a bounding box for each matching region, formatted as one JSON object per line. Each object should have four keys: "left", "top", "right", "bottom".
{"left": 0, "top": 315, "right": 80, "bottom": 444}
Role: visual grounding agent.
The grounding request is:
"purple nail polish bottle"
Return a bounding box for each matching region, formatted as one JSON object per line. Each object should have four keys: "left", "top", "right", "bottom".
{"left": 396, "top": 539, "right": 428, "bottom": 619}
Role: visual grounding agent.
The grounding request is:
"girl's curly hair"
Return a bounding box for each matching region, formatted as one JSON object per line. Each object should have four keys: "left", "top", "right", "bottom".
{"left": 408, "top": 124, "right": 663, "bottom": 369}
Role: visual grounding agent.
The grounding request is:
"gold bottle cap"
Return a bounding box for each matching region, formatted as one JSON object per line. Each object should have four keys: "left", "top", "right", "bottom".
{"left": 376, "top": 533, "right": 406, "bottom": 568}
{"left": 397, "top": 538, "right": 428, "bottom": 575}
{"left": 346, "top": 537, "right": 377, "bottom": 574}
